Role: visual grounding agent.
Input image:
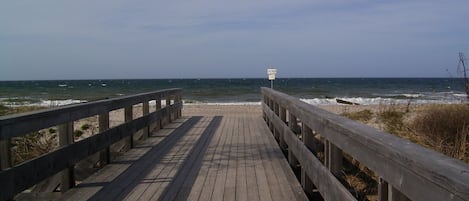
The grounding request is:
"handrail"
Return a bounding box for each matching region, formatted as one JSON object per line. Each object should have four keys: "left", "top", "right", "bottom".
{"left": 261, "top": 87, "right": 469, "bottom": 201}
{"left": 0, "top": 88, "right": 181, "bottom": 140}
{"left": 0, "top": 88, "right": 183, "bottom": 201}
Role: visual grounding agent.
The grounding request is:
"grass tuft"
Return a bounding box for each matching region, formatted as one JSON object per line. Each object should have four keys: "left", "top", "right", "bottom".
{"left": 342, "top": 109, "right": 374, "bottom": 123}
{"left": 411, "top": 104, "right": 469, "bottom": 162}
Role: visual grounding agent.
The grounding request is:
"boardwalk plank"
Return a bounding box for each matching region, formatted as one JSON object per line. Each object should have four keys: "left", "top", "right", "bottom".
{"left": 256, "top": 117, "right": 309, "bottom": 201}
{"left": 247, "top": 117, "right": 273, "bottom": 201}
{"left": 211, "top": 116, "right": 235, "bottom": 201}
{"left": 58, "top": 120, "right": 187, "bottom": 201}
{"left": 223, "top": 117, "right": 238, "bottom": 201}
{"left": 185, "top": 117, "right": 227, "bottom": 201}
{"left": 161, "top": 116, "right": 222, "bottom": 201}
{"left": 57, "top": 114, "right": 308, "bottom": 201}
{"left": 235, "top": 117, "right": 248, "bottom": 201}
{"left": 244, "top": 117, "right": 260, "bottom": 201}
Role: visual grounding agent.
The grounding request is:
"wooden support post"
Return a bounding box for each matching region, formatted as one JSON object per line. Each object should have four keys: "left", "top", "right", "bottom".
{"left": 301, "top": 167, "right": 314, "bottom": 196}
{"left": 156, "top": 98, "right": 162, "bottom": 130}
{"left": 288, "top": 149, "right": 299, "bottom": 168}
{"left": 302, "top": 125, "right": 319, "bottom": 155}
{"left": 389, "top": 186, "right": 411, "bottom": 201}
{"left": 0, "top": 139, "right": 12, "bottom": 170}
{"left": 58, "top": 122, "right": 75, "bottom": 192}
{"left": 124, "top": 106, "right": 133, "bottom": 149}
{"left": 176, "top": 95, "right": 182, "bottom": 118}
{"left": 98, "top": 113, "right": 110, "bottom": 166}
{"left": 142, "top": 101, "right": 149, "bottom": 139}
{"left": 274, "top": 102, "right": 279, "bottom": 116}
{"left": 289, "top": 113, "right": 298, "bottom": 132}
{"left": 378, "top": 177, "right": 389, "bottom": 201}
{"left": 279, "top": 107, "right": 286, "bottom": 123}
{"left": 166, "top": 96, "right": 172, "bottom": 123}
{"left": 326, "top": 141, "right": 343, "bottom": 177}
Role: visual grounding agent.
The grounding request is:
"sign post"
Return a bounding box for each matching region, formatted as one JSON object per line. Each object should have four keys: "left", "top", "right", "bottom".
{"left": 267, "top": 68, "right": 277, "bottom": 89}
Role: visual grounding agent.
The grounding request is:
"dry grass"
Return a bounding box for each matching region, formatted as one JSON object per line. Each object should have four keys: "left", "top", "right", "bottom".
{"left": 339, "top": 103, "right": 469, "bottom": 200}
{"left": 411, "top": 104, "right": 469, "bottom": 162}
{"left": 342, "top": 109, "right": 374, "bottom": 123}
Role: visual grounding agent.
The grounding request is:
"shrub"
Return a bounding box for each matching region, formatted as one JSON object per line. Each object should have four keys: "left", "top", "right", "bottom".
{"left": 74, "top": 130, "right": 84, "bottom": 138}
{"left": 81, "top": 124, "right": 91, "bottom": 130}
{"left": 48, "top": 128, "right": 56, "bottom": 134}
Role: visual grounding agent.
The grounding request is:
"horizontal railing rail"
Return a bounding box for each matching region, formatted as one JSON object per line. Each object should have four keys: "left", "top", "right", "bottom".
{"left": 0, "top": 88, "right": 182, "bottom": 201}
{"left": 261, "top": 87, "right": 469, "bottom": 201}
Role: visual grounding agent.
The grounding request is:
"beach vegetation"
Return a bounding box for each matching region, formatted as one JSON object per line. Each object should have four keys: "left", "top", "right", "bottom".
{"left": 74, "top": 130, "right": 84, "bottom": 138}
{"left": 342, "top": 109, "right": 373, "bottom": 123}
{"left": 411, "top": 104, "right": 469, "bottom": 162}
{"left": 48, "top": 128, "right": 56, "bottom": 134}
{"left": 81, "top": 124, "right": 91, "bottom": 130}
{"left": 377, "top": 108, "right": 406, "bottom": 135}
{"left": 11, "top": 131, "right": 57, "bottom": 165}
{"left": 0, "top": 105, "right": 46, "bottom": 116}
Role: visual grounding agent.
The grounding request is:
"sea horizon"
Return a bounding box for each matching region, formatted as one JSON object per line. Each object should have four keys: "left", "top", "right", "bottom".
{"left": 1, "top": 78, "right": 467, "bottom": 107}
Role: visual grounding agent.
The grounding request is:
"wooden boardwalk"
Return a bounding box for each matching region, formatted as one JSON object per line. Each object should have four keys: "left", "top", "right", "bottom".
{"left": 59, "top": 115, "right": 308, "bottom": 201}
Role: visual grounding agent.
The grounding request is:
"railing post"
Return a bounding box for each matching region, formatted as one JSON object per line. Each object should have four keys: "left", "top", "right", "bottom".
{"left": 176, "top": 94, "right": 182, "bottom": 118}
{"left": 98, "top": 112, "right": 110, "bottom": 166}
{"left": 288, "top": 113, "right": 298, "bottom": 131}
{"left": 326, "top": 140, "right": 343, "bottom": 177}
{"left": 58, "top": 122, "right": 75, "bottom": 192}
{"left": 378, "top": 177, "right": 389, "bottom": 201}
{"left": 142, "top": 101, "right": 150, "bottom": 139}
{"left": 156, "top": 98, "right": 162, "bottom": 129}
{"left": 125, "top": 106, "right": 133, "bottom": 149}
{"left": 389, "top": 186, "right": 411, "bottom": 201}
{"left": 166, "top": 96, "right": 172, "bottom": 124}
{"left": 302, "top": 125, "right": 320, "bottom": 155}
{"left": 0, "top": 139, "right": 12, "bottom": 170}
{"left": 301, "top": 167, "right": 314, "bottom": 196}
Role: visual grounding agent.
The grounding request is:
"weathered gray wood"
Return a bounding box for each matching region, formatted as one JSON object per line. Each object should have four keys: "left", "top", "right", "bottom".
{"left": 388, "top": 186, "right": 411, "bottom": 201}
{"left": 0, "top": 139, "right": 11, "bottom": 170}
{"left": 0, "top": 89, "right": 182, "bottom": 140}
{"left": 59, "top": 119, "right": 188, "bottom": 201}
{"left": 166, "top": 96, "right": 172, "bottom": 124}
{"left": 155, "top": 98, "right": 162, "bottom": 131}
{"left": 98, "top": 113, "right": 110, "bottom": 166}
{"left": 124, "top": 106, "right": 133, "bottom": 149}
{"left": 263, "top": 104, "right": 357, "bottom": 201}
{"left": 142, "top": 101, "right": 149, "bottom": 139}
{"left": 211, "top": 117, "right": 234, "bottom": 201}
{"left": 262, "top": 87, "right": 469, "bottom": 201}
{"left": 302, "top": 125, "right": 320, "bottom": 155}
{"left": 301, "top": 167, "right": 315, "bottom": 195}
{"left": 256, "top": 117, "right": 309, "bottom": 201}
{"left": 378, "top": 177, "right": 389, "bottom": 201}
{"left": 244, "top": 118, "right": 261, "bottom": 201}
{"left": 327, "top": 141, "right": 342, "bottom": 177}
{"left": 186, "top": 116, "right": 227, "bottom": 201}
{"left": 58, "top": 122, "right": 75, "bottom": 192}
{"left": 0, "top": 103, "right": 182, "bottom": 201}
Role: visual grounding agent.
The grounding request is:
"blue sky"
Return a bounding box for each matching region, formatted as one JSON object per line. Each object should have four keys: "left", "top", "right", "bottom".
{"left": 1, "top": 0, "right": 468, "bottom": 80}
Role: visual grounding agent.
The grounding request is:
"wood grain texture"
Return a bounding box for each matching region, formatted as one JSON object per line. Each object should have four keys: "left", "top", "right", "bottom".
{"left": 262, "top": 87, "right": 469, "bottom": 201}
{"left": 0, "top": 103, "right": 182, "bottom": 201}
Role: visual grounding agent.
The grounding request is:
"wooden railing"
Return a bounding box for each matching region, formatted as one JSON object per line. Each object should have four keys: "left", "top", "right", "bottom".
{"left": 261, "top": 87, "right": 469, "bottom": 201}
{"left": 0, "top": 88, "right": 182, "bottom": 201}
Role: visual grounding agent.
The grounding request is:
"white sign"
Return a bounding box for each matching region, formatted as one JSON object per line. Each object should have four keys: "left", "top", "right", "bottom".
{"left": 267, "top": 68, "right": 277, "bottom": 80}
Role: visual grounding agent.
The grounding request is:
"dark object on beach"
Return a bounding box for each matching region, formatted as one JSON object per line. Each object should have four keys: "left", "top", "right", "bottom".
{"left": 336, "top": 98, "right": 360, "bottom": 105}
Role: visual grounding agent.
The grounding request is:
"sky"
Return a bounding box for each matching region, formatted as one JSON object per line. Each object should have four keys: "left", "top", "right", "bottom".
{"left": 1, "top": 0, "right": 469, "bottom": 80}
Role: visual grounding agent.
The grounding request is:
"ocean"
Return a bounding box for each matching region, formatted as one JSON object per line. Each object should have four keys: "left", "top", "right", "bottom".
{"left": 0, "top": 78, "right": 467, "bottom": 107}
